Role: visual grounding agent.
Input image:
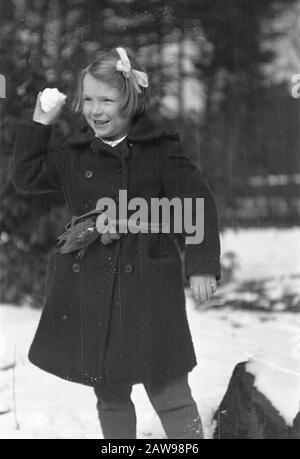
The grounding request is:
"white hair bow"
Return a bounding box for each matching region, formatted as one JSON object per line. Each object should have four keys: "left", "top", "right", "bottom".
{"left": 115, "top": 47, "right": 148, "bottom": 92}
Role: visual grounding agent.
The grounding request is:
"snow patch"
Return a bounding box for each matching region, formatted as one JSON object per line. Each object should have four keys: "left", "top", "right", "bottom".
{"left": 221, "top": 228, "right": 300, "bottom": 281}
{"left": 0, "top": 400, "right": 11, "bottom": 415}
{"left": 23, "top": 410, "right": 54, "bottom": 431}
{"left": 246, "top": 354, "right": 300, "bottom": 427}
{"left": 0, "top": 309, "right": 7, "bottom": 362}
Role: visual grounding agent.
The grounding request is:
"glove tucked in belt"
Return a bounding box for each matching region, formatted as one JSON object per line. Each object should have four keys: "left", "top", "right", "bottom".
{"left": 57, "top": 209, "right": 120, "bottom": 259}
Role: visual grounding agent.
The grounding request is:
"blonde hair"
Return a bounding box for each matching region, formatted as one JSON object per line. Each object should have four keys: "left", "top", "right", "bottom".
{"left": 73, "top": 48, "right": 150, "bottom": 118}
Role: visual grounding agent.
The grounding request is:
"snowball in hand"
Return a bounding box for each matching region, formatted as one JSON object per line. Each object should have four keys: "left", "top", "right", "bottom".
{"left": 40, "top": 88, "right": 66, "bottom": 113}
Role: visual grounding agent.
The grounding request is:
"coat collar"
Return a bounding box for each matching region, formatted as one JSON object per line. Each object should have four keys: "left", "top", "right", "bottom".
{"left": 127, "top": 112, "right": 179, "bottom": 143}
{"left": 66, "top": 112, "right": 179, "bottom": 147}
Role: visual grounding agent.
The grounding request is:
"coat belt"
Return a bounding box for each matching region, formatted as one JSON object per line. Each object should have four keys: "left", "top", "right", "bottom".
{"left": 57, "top": 208, "right": 167, "bottom": 259}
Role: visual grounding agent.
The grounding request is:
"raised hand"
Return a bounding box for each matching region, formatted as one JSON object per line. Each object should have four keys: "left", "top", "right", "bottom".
{"left": 33, "top": 91, "right": 65, "bottom": 126}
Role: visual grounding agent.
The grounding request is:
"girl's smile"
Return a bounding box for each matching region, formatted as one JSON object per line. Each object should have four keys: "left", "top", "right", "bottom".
{"left": 82, "top": 74, "right": 131, "bottom": 141}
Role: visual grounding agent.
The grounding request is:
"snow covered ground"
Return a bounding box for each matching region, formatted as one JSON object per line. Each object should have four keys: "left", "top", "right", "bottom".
{"left": 221, "top": 227, "right": 300, "bottom": 282}
{"left": 0, "top": 228, "right": 299, "bottom": 439}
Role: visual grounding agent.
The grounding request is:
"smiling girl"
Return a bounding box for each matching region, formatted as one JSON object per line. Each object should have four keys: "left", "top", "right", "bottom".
{"left": 82, "top": 74, "right": 130, "bottom": 140}
{"left": 12, "top": 47, "right": 220, "bottom": 439}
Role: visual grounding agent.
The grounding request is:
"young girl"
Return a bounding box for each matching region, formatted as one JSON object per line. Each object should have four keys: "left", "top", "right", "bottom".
{"left": 12, "top": 47, "right": 221, "bottom": 439}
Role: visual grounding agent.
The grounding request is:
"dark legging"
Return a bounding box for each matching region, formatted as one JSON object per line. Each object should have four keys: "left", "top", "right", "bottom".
{"left": 93, "top": 373, "right": 203, "bottom": 439}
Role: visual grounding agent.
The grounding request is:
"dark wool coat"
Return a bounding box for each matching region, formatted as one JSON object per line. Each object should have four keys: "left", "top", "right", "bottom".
{"left": 12, "top": 112, "right": 221, "bottom": 388}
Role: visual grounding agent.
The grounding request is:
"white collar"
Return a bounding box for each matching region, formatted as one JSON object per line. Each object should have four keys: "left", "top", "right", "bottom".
{"left": 95, "top": 134, "right": 127, "bottom": 148}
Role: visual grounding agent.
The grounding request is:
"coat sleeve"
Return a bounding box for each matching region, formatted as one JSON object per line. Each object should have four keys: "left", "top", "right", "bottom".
{"left": 162, "top": 139, "right": 221, "bottom": 281}
{"left": 11, "top": 120, "right": 65, "bottom": 194}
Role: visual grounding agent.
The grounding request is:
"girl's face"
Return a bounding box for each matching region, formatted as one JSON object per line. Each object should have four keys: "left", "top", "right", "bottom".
{"left": 82, "top": 73, "right": 132, "bottom": 140}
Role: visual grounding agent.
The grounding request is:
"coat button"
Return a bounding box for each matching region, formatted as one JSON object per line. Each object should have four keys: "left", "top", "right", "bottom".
{"left": 62, "top": 315, "right": 68, "bottom": 321}
{"left": 84, "top": 170, "right": 93, "bottom": 179}
{"left": 124, "top": 264, "right": 133, "bottom": 274}
{"left": 129, "top": 142, "right": 133, "bottom": 148}
{"left": 72, "top": 263, "right": 81, "bottom": 273}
